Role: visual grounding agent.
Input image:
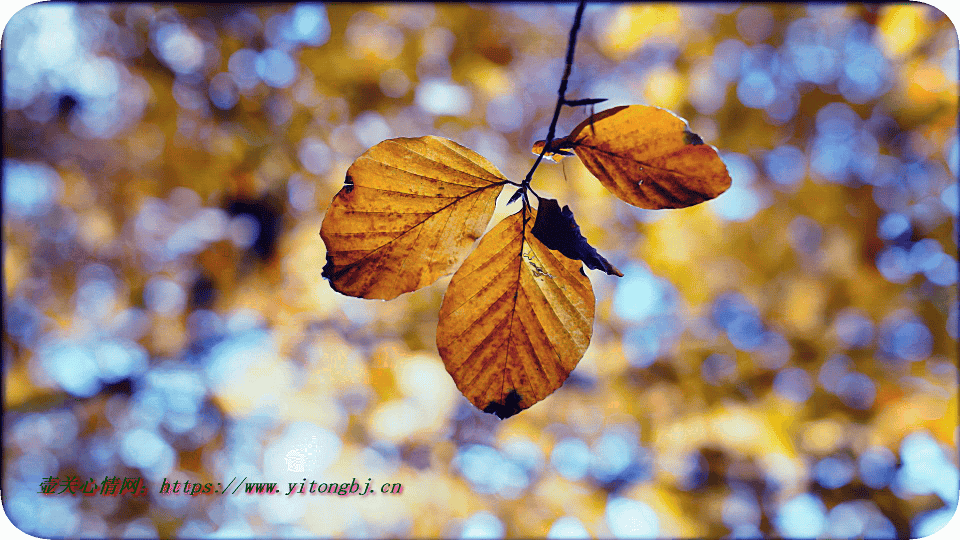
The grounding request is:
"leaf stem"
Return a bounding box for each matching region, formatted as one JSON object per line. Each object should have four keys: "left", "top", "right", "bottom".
{"left": 521, "top": 0, "right": 587, "bottom": 191}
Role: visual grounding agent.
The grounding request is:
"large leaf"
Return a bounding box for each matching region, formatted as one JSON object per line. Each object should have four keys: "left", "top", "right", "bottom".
{"left": 320, "top": 136, "right": 507, "bottom": 300}
{"left": 436, "top": 208, "right": 595, "bottom": 419}
{"left": 535, "top": 105, "right": 732, "bottom": 209}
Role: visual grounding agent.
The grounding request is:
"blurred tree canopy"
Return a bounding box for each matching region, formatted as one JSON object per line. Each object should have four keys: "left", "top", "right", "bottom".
{"left": 2, "top": 2, "right": 958, "bottom": 539}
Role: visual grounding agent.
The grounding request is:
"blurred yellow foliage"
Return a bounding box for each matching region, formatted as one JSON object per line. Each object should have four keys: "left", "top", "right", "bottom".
{"left": 877, "top": 5, "right": 931, "bottom": 58}
{"left": 600, "top": 5, "right": 683, "bottom": 59}
{"left": 2, "top": 3, "right": 956, "bottom": 539}
{"left": 643, "top": 66, "right": 685, "bottom": 110}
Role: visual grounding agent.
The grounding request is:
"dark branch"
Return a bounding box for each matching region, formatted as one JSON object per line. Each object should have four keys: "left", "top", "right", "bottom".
{"left": 522, "top": 0, "right": 587, "bottom": 189}
{"left": 565, "top": 97, "right": 607, "bottom": 107}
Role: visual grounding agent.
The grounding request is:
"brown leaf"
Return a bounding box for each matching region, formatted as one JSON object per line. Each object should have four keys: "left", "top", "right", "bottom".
{"left": 535, "top": 105, "right": 732, "bottom": 209}
{"left": 531, "top": 198, "right": 623, "bottom": 277}
{"left": 320, "top": 136, "right": 506, "bottom": 300}
{"left": 436, "top": 208, "right": 595, "bottom": 419}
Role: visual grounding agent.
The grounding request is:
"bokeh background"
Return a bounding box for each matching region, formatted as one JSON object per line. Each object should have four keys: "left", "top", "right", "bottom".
{"left": 3, "top": 2, "right": 958, "bottom": 538}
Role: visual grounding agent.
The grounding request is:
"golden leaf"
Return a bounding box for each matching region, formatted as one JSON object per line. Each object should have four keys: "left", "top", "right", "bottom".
{"left": 436, "top": 207, "right": 595, "bottom": 418}
{"left": 534, "top": 105, "right": 732, "bottom": 209}
{"left": 320, "top": 136, "right": 506, "bottom": 300}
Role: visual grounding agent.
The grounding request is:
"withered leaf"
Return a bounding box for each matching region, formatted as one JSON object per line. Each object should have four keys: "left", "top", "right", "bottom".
{"left": 320, "top": 136, "right": 506, "bottom": 300}
{"left": 531, "top": 198, "right": 623, "bottom": 277}
{"left": 534, "top": 105, "right": 732, "bottom": 209}
{"left": 437, "top": 208, "right": 595, "bottom": 419}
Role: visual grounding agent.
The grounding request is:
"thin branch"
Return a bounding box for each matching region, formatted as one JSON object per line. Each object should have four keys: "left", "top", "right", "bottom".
{"left": 522, "top": 0, "right": 588, "bottom": 188}
{"left": 565, "top": 97, "right": 607, "bottom": 107}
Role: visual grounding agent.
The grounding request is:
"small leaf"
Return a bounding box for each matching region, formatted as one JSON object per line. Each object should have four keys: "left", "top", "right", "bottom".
{"left": 531, "top": 198, "right": 623, "bottom": 277}
{"left": 506, "top": 187, "right": 524, "bottom": 205}
{"left": 545, "top": 105, "right": 732, "bottom": 209}
{"left": 320, "top": 136, "right": 506, "bottom": 300}
{"left": 531, "top": 139, "right": 575, "bottom": 162}
{"left": 437, "top": 208, "right": 595, "bottom": 418}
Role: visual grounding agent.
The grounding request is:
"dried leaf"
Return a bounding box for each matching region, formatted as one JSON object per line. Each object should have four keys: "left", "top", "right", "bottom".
{"left": 437, "top": 208, "right": 595, "bottom": 419}
{"left": 320, "top": 136, "right": 506, "bottom": 300}
{"left": 535, "top": 105, "right": 732, "bottom": 209}
{"left": 531, "top": 198, "right": 623, "bottom": 277}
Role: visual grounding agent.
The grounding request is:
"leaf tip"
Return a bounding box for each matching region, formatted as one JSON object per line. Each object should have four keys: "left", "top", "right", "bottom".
{"left": 483, "top": 389, "right": 524, "bottom": 419}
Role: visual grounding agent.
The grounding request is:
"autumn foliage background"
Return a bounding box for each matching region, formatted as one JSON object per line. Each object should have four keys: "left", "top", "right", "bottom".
{"left": 2, "top": 3, "right": 959, "bottom": 538}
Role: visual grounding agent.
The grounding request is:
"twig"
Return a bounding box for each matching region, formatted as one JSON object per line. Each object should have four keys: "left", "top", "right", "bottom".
{"left": 521, "top": 0, "right": 588, "bottom": 196}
